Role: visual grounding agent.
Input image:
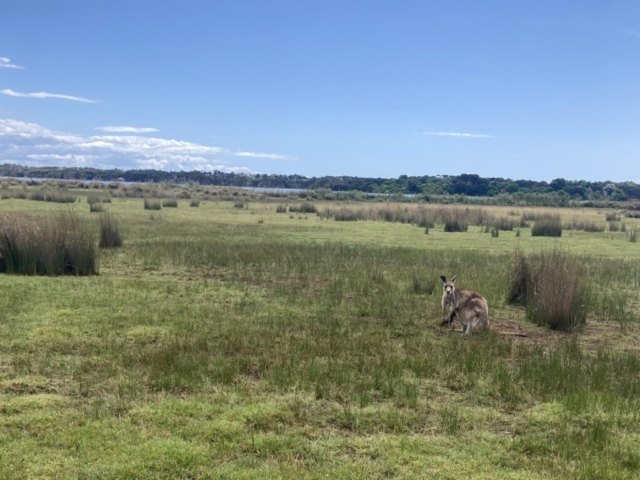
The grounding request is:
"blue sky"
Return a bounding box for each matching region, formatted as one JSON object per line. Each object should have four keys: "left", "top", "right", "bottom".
{"left": 1, "top": 0, "right": 639, "bottom": 181}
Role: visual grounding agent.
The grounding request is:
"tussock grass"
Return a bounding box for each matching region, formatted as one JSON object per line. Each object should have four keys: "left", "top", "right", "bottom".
{"left": 507, "top": 249, "right": 590, "bottom": 330}
{"left": 87, "top": 195, "right": 111, "bottom": 204}
{"left": 316, "top": 204, "right": 547, "bottom": 235}
{"left": 288, "top": 203, "right": 317, "bottom": 214}
{"left": 89, "top": 203, "right": 105, "bottom": 213}
{"left": 0, "top": 211, "right": 97, "bottom": 275}
{"left": 189, "top": 199, "right": 200, "bottom": 207}
{"left": 506, "top": 249, "right": 531, "bottom": 305}
{"left": 605, "top": 212, "right": 620, "bottom": 221}
{"left": 99, "top": 211, "right": 123, "bottom": 248}
{"left": 491, "top": 216, "right": 516, "bottom": 231}
{"left": 28, "top": 191, "right": 76, "bottom": 203}
{"left": 144, "top": 199, "right": 162, "bottom": 210}
{"left": 411, "top": 271, "right": 436, "bottom": 294}
{"left": 162, "top": 199, "right": 178, "bottom": 208}
{"left": 0, "top": 185, "right": 76, "bottom": 203}
{"left": 531, "top": 214, "right": 563, "bottom": 237}
{"left": 564, "top": 219, "right": 605, "bottom": 232}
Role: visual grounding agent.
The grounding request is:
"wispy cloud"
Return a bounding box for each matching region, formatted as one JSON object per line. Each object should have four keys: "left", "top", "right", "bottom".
{"left": 0, "top": 118, "right": 294, "bottom": 174}
{"left": 1, "top": 89, "right": 95, "bottom": 103}
{"left": 423, "top": 131, "right": 492, "bottom": 138}
{"left": 0, "top": 57, "right": 23, "bottom": 69}
{"left": 95, "top": 126, "right": 159, "bottom": 133}
{"left": 234, "top": 151, "right": 297, "bottom": 160}
{"left": 628, "top": 29, "right": 640, "bottom": 38}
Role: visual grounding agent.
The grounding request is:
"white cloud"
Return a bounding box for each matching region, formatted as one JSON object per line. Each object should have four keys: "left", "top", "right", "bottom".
{"left": 0, "top": 57, "right": 23, "bottom": 69}
{"left": 1, "top": 89, "right": 95, "bottom": 103}
{"left": 26, "top": 153, "right": 92, "bottom": 165}
{"left": 0, "top": 118, "right": 273, "bottom": 173}
{"left": 234, "top": 151, "right": 296, "bottom": 160}
{"left": 95, "top": 126, "right": 159, "bottom": 133}
{"left": 423, "top": 131, "right": 492, "bottom": 138}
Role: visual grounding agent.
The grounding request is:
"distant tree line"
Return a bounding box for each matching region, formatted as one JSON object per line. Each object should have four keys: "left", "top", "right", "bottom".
{"left": 1, "top": 164, "right": 638, "bottom": 201}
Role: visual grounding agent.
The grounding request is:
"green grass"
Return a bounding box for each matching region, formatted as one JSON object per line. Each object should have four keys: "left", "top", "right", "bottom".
{"left": 1, "top": 193, "right": 640, "bottom": 478}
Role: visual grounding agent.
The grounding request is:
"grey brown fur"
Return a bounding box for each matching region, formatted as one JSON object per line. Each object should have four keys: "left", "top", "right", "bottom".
{"left": 440, "top": 275, "right": 490, "bottom": 335}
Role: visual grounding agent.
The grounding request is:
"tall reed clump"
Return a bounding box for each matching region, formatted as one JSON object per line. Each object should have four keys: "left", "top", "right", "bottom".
{"left": 99, "top": 211, "right": 123, "bottom": 248}
{"left": 605, "top": 212, "right": 620, "bottom": 222}
{"left": 90, "top": 203, "right": 105, "bottom": 213}
{"left": 531, "top": 214, "right": 562, "bottom": 237}
{"left": 162, "top": 199, "right": 178, "bottom": 208}
{"left": 629, "top": 227, "right": 638, "bottom": 243}
{"left": 0, "top": 211, "right": 97, "bottom": 275}
{"left": 506, "top": 249, "right": 590, "bottom": 331}
{"left": 144, "top": 199, "right": 162, "bottom": 210}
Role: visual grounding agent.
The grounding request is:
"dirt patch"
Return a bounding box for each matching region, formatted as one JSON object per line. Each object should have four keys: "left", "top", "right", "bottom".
{"left": 490, "top": 319, "right": 549, "bottom": 342}
{"left": 486, "top": 318, "right": 640, "bottom": 353}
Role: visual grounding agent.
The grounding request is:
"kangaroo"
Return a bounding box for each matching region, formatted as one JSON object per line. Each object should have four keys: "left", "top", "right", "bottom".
{"left": 440, "top": 275, "right": 490, "bottom": 335}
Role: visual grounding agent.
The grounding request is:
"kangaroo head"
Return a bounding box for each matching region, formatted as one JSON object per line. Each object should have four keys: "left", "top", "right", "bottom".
{"left": 440, "top": 275, "right": 457, "bottom": 296}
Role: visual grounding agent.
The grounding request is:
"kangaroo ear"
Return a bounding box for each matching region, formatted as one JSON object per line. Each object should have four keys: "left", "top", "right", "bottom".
{"left": 440, "top": 276, "right": 447, "bottom": 283}
{"left": 451, "top": 275, "right": 457, "bottom": 283}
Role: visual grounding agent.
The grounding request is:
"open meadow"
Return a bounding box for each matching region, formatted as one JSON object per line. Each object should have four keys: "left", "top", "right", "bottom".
{"left": 1, "top": 183, "right": 640, "bottom": 479}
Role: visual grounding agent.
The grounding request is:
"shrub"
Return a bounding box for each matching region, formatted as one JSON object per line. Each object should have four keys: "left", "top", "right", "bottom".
{"left": 162, "top": 199, "right": 178, "bottom": 208}
{"left": 144, "top": 199, "right": 162, "bottom": 210}
{"left": 99, "top": 211, "right": 123, "bottom": 248}
{"left": 531, "top": 215, "right": 562, "bottom": 237}
{"left": 506, "top": 249, "right": 590, "bottom": 331}
{"left": 90, "top": 203, "right": 105, "bottom": 213}
{"left": 0, "top": 211, "right": 97, "bottom": 275}
{"left": 190, "top": 199, "right": 200, "bottom": 207}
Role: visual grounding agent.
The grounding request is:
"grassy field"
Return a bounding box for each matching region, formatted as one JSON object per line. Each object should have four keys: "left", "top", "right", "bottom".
{"left": 1, "top": 189, "right": 640, "bottom": 479}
